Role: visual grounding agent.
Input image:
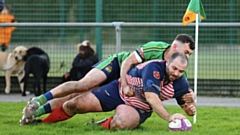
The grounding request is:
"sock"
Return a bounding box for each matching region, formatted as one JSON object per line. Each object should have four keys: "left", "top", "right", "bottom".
{"left": 42, "top": 104, "right": 72, "bottom": 123}
{"left": 35, "top": 92, "right": 53, "bottom": 105}
{"left": 34, "top": 103, "right": 52, "bottom": 117}
{"left": 99, "top": 116, "right": 113, "bottom": 130}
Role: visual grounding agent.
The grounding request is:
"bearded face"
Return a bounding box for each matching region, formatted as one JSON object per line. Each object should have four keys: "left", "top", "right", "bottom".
{"left": 166, "top": 57, "right": 187, "bottom": 81}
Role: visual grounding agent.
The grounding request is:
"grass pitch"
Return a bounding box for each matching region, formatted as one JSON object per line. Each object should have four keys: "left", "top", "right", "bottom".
{"left": 0, "top": 102, "right": 240, "bottom": 135}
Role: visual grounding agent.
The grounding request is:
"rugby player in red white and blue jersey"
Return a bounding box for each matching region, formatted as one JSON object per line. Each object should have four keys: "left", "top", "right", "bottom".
{"left": 37, "top": 52, "right": 196, "bottom": 130}
{"left": 121, "top": 59, "right": 189, "bottom": 111}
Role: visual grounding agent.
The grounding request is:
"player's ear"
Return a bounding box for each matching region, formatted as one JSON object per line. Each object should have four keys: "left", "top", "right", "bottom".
{"left": 166, "top": 59, "right": 169, "bottom": 66}
{"left": 172, "top": 44, "right": 178, "bottom": 51}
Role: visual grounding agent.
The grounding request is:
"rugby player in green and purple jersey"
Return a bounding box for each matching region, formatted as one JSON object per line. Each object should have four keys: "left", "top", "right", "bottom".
{"left": 20, "top": 34, "right": 195, "bottom": 125}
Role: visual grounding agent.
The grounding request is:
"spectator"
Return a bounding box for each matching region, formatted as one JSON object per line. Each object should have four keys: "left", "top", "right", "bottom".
{"left": 0, "top": 5, "right": 17, "bottom": 51}
{"left": 62, "top": 40, "right": 99, "bottom": 83}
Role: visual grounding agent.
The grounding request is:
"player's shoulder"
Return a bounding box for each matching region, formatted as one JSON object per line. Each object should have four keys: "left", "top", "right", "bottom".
{"left": 172, "top": 76, "right": 189, "bottom": 90}
{"left": 140, "top": 41, "right": 170, "bottom": 48}
{"left": 115, "top": 51, "right": 131, "bottom": 58}
{"left": 137, "top": 60, "right": 166, "bottom": 69}
{"left": 172, "top": 77, "right": 189, "bottom": 98}
{"left": 148, "top": 59, "right": 166, "bottom": 64}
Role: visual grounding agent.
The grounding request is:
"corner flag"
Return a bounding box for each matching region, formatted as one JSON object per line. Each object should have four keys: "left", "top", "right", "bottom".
{"left": 182, "top": 0, "right": 207, "bottom": 124}
{"left": 182, "top": 0, "right": 206, "bottom": 26}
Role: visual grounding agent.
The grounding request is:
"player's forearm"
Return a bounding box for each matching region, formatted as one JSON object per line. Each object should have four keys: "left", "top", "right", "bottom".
{"left": 120, "top": 61, "right": 131, "bottom": 85}
{"left": 145, "top": 92, "right": 171, "bottom": 122}
{"left": 120, "top": 53, "right": 138, "bottom": 85}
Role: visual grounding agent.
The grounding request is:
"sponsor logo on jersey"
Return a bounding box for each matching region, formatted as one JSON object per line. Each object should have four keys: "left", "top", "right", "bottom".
{"left": 153, "top": 71, "right": 160, "bottom": 79}
{"left": 104, "top": 65, "right": 112, "bottom": 73}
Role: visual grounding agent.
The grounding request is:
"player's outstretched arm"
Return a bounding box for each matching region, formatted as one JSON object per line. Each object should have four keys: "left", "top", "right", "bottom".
{"left": 120, "top": 53, "right": 139, "bottom": 96}
{"left": 145, "top": 92, "right": 186, "bottom": 122}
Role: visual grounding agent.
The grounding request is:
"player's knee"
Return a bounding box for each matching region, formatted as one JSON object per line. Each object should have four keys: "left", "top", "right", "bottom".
{"left": 110, "top": 117, "right": 127, "bottom": 130}
{"left": 63, "top": 81, "right": 89, "bottom": 93}
{"left": 76, "top": 78, "right": 94, "bottom": 91}
{"left": 110, "top": 119, "right": 124, "bottom": 129}
{"left": 68, "top": 93, "right": 80, "bottom": 99}
{"left": 65, "top": 99, "right": 78, "bottom": 113}
{"left": 75, "top": 81, "right": 89, "bottom": 91}
{"left": 66, "top": 97, "right": 90, "bottom": 114}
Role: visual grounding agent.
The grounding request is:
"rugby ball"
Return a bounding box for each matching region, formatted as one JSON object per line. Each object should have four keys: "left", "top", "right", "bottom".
{"left": 168, "top": 119, "right": 192, "bottom": 131}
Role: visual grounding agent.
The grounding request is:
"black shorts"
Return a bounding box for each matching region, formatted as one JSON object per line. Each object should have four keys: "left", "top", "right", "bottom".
{"left": 92, "top": 80, "right": 152, "bottom": 125}
{"left": 92, "top": 56, "right": 120, "bottom": 86}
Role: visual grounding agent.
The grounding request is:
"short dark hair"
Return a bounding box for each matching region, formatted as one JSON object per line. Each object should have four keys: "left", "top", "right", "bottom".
{"left": 175, "top": 34, "right": 195, "bottom": 50}
{"left": 169, "top": 52, "right": 188, "bottom": 66}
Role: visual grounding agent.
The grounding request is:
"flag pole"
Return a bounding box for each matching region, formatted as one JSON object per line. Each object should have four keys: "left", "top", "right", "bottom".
{"left": 193, "top": 12, "right": 199, "bottom": 124}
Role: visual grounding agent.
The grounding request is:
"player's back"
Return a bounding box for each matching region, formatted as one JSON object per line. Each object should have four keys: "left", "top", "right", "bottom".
{"left": 126, "top": 60, "right": 166, "bottom": 87}
{"left": 136, "top": 41, "right": 170, "bottom": 62}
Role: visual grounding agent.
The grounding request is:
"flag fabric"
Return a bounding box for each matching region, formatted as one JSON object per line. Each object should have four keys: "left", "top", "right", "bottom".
{"left": 182, "top": 0, "right": 206, "bottom": 26}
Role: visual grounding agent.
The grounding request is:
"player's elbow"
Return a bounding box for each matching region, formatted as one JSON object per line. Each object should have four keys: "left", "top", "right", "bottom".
{"left": 145, "top": 92, "right": 159, "bottom": 105}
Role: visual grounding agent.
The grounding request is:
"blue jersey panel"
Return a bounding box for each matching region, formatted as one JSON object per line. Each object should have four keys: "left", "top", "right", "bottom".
{"left": 173, "top": 76, "right": 190, "bottom": 105}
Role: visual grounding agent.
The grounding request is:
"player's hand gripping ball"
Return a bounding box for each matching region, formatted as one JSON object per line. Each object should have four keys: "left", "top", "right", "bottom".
{"left": 168, "top": 119, "right": 192, "bottom": 131}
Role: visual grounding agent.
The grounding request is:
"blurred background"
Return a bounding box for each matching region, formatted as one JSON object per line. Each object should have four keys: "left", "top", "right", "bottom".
{"left": 1, "top": 0, "right": 239, "bottom": 96}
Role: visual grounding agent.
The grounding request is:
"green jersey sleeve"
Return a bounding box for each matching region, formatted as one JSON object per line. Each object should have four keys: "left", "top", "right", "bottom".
{"left": 134, "top": 41, "right": 170, "bottom": 63}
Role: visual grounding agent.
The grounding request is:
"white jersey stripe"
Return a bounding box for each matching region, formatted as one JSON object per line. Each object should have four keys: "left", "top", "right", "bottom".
{"left": 119, "top": 88, "right": 151, "bottom": 111}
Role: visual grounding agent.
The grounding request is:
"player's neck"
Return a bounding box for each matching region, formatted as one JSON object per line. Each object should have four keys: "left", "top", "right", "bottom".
{"left": 164, "top": 48, "right": 171, "bottom": 61}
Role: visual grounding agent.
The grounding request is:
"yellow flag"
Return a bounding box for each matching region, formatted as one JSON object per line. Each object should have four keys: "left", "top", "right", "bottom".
{"left": 182, "top": 0, "right": 206, "bottom": 26}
